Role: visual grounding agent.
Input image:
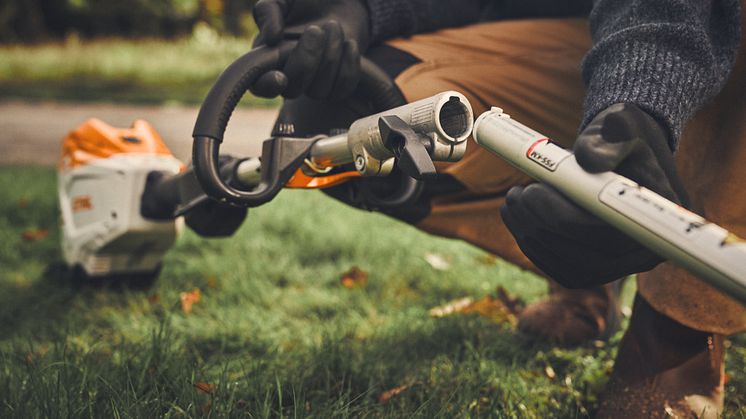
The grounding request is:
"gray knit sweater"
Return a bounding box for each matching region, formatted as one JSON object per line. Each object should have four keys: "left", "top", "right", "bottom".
{"left": 365, "top": 0, "right": 742, "bottom": 149}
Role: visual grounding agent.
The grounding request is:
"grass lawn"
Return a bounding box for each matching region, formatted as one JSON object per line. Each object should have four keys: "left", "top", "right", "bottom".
{"left": 0, "top": 32, "right": 276, "bottom": 106}
{"left": 1, "top": 166, "right": 745, "bottom": 417}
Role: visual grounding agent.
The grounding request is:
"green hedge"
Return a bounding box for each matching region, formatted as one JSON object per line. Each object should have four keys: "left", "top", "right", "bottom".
{"left": 0, "top": 0, "right": 257, "bottom": 42}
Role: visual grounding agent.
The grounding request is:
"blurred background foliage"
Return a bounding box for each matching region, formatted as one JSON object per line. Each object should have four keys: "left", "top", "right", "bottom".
{"left": 0, "top": 0, "right": 259, "bottom": 42}
{"left": 0, "top": 0, "right": 269, "bottom": 104}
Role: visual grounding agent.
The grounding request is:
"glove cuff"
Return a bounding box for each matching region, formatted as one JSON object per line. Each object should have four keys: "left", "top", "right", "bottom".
{"left": 365, "top": 0, "right": 424, "bottom": 44}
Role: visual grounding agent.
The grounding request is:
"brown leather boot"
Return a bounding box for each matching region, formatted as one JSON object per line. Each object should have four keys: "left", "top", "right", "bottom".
{"left": 596, "top": 294, "right": 725, "bottom": 418}
{"left": 517, "top": 279, "right": 623, "bottom": 346}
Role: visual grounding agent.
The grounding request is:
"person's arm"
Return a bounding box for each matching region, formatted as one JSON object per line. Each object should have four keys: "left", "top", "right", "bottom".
{"left": 581, "top": 0, "right": 741, "bottom": 148}
{"left": 366, "top": 0, "right": 486, "bottom": 44}
{"left": 367, "top": 0, "right": 593, "bottom": 45}
{"left": 502, "top": 0, "right": 742, "bottom": 286}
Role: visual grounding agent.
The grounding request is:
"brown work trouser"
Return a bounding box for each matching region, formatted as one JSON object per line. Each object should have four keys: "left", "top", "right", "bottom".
{"left": 385, "top": 17, "right": 746, "bottom": 335}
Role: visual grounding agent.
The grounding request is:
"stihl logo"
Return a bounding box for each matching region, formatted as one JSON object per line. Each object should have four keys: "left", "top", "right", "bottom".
{"left": 72, "top": 196, "right": 93, "bottom": 212}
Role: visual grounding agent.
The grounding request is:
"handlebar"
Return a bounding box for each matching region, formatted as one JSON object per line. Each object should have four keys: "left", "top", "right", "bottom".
{"left": 192, "top": 42, "right": 405, "bottom": 207}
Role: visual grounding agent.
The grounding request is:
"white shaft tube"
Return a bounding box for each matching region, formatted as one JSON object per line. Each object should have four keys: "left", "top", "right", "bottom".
{"left": 473, "top": 107, "right": 746, "bottom": 305}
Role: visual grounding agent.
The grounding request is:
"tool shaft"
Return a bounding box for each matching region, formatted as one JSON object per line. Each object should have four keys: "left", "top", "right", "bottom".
{"left": 474, "top": 107, "right": 746, "bottom": 305}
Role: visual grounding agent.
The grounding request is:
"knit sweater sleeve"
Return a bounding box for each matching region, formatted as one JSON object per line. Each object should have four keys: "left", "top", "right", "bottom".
{"left": 581, "top": 0, "right": 741, "bottom": 148}
{"left": 365, "top": 0, "right": 485, "bottom": 44}
{"left": 365, "top": 0, "right": 592, "bottom": 45}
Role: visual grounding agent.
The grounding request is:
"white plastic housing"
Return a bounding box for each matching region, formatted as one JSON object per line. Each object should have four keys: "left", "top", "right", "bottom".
{"left": 59, "top": 154, "right": 183, "bottom": 276}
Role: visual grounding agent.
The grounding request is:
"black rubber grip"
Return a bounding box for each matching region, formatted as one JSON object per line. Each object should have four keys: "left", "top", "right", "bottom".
{"left": 192, "top": 41, "right": 405, "bottom": 206}
{"left": 193, "top": 43, "right": 404, "bottom": 141}
{"left": 359, "top": 58, "right": 406, "bottom": 113}
{"left": 193, "top": 44, "right": 289, "bottom": 142}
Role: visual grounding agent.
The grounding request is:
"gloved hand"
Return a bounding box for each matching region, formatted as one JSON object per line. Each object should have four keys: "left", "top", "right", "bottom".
{"left": 250, "top": 0, "right": 370, "bottom": 101}
{"left": 500, "top": 103, "right": 689, "bottom": 288}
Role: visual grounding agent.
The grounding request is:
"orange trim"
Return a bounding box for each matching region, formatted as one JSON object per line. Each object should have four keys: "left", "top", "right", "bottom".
{"left": 60, "top": 118, "right": 174, "bottom": 170}
{"left": 285, "top": 168, "right": 361, "bottom": 189}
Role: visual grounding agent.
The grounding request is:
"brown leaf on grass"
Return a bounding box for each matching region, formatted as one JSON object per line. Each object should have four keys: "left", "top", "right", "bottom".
{"left": 21, "top": 228, "right": 49, "bottom": 242}
{"left": 147, "top": 294, "right": 160, "bottom": 304}
{"left": 340, "top": 266, "right": 368, "bottom": 289}
{"left": 180, "top": 288, "right": 202, "bottom": 314}
{"left": 193, "top": 381, "right": 215, "bottom": 394}
{"left": 377, "top": 383, "right": 412, "bottom": 404}
{"left": 475, "top": 253, "right": 498, "bottom": 266}
{"left": 461, "top": 295, "right": 517, "bottom": 324}
{"left": 428, "top": 287, "right": 524, "bottom": 325}
{"left": 24, "top": 345, "right": 50, "bottom": 365}
{"left": 428, "top": 297, "right": 474, "bottom": 318}
{"left": 494, "top": 286, "right": 524, "bottom": 317}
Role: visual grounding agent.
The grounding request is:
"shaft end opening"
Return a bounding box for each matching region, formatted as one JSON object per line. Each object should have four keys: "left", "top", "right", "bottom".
{"left": 438, "top": 96, "right": 472, "bottom": 141}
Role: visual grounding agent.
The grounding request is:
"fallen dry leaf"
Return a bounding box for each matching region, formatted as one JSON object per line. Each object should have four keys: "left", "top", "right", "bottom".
{"left": 424, "top": 253, "right": 451, "bottom": 270}
{"left": 24, "top": 345, "right": 50, "bottom": 365}
{"left": 544, "top": 365, "right": 557, "bottom": 380}
{"left": 475, "top": 253, "right": 498, "bottom": 266}
{"left": 428, "top": 287, "right": 523, "bottom": 325}
{"left": 461, "top": 295, "right": 517, "bottom": 324}
{"left": 147, "top": 294, "right": 161, "bottom": 305}
{"left": 495, "top": 286, "right": 523, "bottom": 317}
{"left": 21, "top": 228, "right": 49, "bottom": 242}
{"left": 428, "top": 297, "right": 474, "bottom": 318}
{"left": 340, "top": 266, "right": 368, "bottom": 289}
{"left": 180, "top": 288, "right": 202, "bottom": 314}
{"left": 378, "top": 383, "right": 412, "bottom": 404}
{"left": 193, "top": 381, "right": 215, "bottom": 395}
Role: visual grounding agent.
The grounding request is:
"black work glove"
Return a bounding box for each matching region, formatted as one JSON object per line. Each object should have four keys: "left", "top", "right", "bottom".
{"left": 500, "top": 103, "right": 689, "bottom": 288}
{"left": 250, "top": 0, "right": 370, "bottom": 101}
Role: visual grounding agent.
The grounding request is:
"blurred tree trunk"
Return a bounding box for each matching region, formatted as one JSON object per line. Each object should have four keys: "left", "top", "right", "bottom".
{"left": 223, "top": 0, "right": 246, "bottom": 36}
{"left": 39, "top": 0, "right": 73, "bottom": 38}
{"left": 0, "top": 0, "right": 47, "bottom": 42}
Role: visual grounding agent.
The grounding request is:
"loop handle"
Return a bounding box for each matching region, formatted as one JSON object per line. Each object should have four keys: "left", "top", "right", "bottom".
{"left": 192, "top": 42, "right": 407, "bottom": 207}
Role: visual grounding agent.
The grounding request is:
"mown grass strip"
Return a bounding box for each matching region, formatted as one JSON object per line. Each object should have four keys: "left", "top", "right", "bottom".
{"left": 0, "top": 36, "right": 277, "bottom": 106}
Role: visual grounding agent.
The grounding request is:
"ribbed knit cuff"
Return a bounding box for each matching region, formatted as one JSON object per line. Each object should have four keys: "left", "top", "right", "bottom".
{"left": 366, "top": 0, "right": 423, "bottom": 44}
{"left": 582, "top": 39, "right": 710, "bottom": 150}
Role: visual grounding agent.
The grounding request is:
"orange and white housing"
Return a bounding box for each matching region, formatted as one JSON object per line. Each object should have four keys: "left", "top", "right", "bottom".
{"left": 59, "top": 119, "right": 184, "bottom": 277}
